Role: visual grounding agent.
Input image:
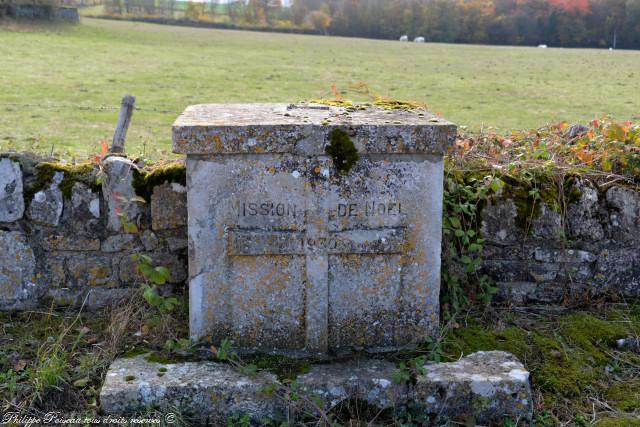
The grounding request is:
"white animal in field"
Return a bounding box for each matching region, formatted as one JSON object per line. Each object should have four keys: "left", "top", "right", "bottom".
{"left": 538, "top": 44, "right": 548, "bottom": 48}
{"left": 414, "top": 36, "right": 425, "bottom": 43}
{"left": 399, "top": 35, "right": 408, "bottom": 42}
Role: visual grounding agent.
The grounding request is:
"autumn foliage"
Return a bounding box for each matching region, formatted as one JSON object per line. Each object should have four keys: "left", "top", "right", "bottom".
{"left": 448, "top": 118, "right": 640, "bottom": 183}
{"left": 288, "top": 0, "right": 640, "bottom": 48}
{"left": 104, "top": 0, "right": 640, "bottom": 48}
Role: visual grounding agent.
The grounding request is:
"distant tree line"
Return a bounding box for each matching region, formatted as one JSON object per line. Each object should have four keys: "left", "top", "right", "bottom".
{"left": 104, "top": 0, "right": 640, "bottom": 49}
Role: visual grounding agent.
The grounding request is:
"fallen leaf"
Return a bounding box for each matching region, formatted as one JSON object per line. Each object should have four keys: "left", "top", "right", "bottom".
{"left": 73, "top": 377, "right": 90, "bottom": 388}
{"left": 100, "top": 139, "right": 109, "bottom": 157}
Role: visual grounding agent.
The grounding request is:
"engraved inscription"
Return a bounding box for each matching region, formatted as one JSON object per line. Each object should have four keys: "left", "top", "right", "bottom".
{"left": 329, "top": 201, "right": 403, "bottom": 220}
{"left": 229, "top": 228, "right": 405, "bottom": 256}
{"left": 238, "top": 201, "right": 299, "bottom": 218}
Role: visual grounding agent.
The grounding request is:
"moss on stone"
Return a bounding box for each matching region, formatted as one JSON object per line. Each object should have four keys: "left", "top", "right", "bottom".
{"left": 121, "top": 348, "right": 150, "bottom": 358}
{"left": 563, "top": 175, "right": 583, "bottom": 205}
{"left": 499, "top": 174, "right": 550, "bottom": 231}
{"left": 326, "top": 129, "right": 359, "bottom": 174}
{"left": 444, "top": 325, "right": 590, "bottom": 396}
{"left": 144, "top": 352, "right": 186, "bottom": 364}
{"left": 132, "top": 161, "right": 186, "bottom": 202}
{"left": 443, "top": 312, "right": 633, "bottom": 398}
{"left": 246, "top": 353, "right": 311, "bottom": 381}
{"left": 492, "top": 173, "right": 583, "bottom": 232}
{"left": 24, "top": 162, "right": 99, "bottom": 203}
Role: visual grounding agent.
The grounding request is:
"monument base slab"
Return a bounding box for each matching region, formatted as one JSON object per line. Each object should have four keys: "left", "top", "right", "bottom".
{"left": 100, "top": 351, "right": 532, "bottom": 425}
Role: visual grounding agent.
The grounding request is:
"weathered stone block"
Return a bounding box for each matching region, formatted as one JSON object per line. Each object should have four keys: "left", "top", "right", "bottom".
{"left": 296, "top": 359, "right": 407, "bottom": 408}
{"left": 533, "top": 248, "right": 596, "bottom": 264}
{"left": 0, "top": 231, "right": 37, "bottom": 309}
{"left": 174, "top": 103, "right": 456, "bottom": 356}
{"left": 0, "top": 158, "right": 24, "bottom": 222}
{"left": 100, "top": 354, "right": 279, "bottom": 424}
{"left": 567, "top": 178, "right": 603, "bottom": 241}
{"left": 595, "top": 248, "right": 640, "bottom": 296}
{"left": 528, "top": 262, "right": 559, "bottom": 283}
{"left": 151, "top": 182, "right": 187, "bottom": 230}
{"left": 100, "top": 351, "right": 532, "bottom": 425}
{"left": 531, "top": 203, "right": 562, "bottom": 241}
{"left": 140, "top": 229, "right": 159, "bottom": 251}
{"left": 43, "top": 254, "right": 66, "bottom": 286}
{"left": 414, "top": 351, "right": 532, "bottom": 424}
{"left": 606, "top": 186, "right": 640, "bottom": 242}
{"left": 101, "top": 234, "right": 139, "bottom": 253}
{"left": 102, "top": 156, "right": 141, "bottom": 232}
{"left": 495, "top": 281, "right": 538, "bottom": 304}
{"left": 481, "top": 199, "right": 519, "bottom": 244}
{"left": 42, "top": 235, "right": 100, "bottom": 251}
{"left": 47, "top": 287, "right": 134, "bottom": 309}
{"left": 72, "top": 182, "right": 100, "bottom": 217}
{"left": 29, "top": 171, "right": 64, "bottom": 226}
{"left": 482, "top": 260, "right": 530, "bottom": 282}
{"left": 67, "top": 254, "right": 115, "bottom": 286}
{"left": 165, "top": 236, "right": 188, "bottom": 251}
{"left": 70, "top": 182, "right": 101, "bottom": 234}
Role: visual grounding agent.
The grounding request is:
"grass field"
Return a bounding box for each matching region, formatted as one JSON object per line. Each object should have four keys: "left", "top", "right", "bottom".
{"left": 0, "top": 18, "right": 639, "bottom": 158}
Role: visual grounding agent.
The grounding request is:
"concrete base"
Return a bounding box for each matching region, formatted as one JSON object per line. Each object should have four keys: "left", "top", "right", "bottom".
{"left": 100, "top": 351, "right": 532, "bottom": 425}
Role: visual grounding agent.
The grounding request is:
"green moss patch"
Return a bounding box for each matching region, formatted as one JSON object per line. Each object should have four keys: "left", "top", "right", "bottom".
{"left": 144, "top": 352, "right": 187, "bottom": 365}
{"left": 326, "top": 129, "right": 359, "bottom": 174}
{"left": 245, "top": 353, "right": 311, "bottom": 381}
{"left": 597, "top": 418, "right": 640, "bottom": 427}
{"left": 559, "top": 312, "right": 628, "bottom": 364}
{"left": 24, "top": 162, "right": 100, "bottom": 202}
{"left": 444, "top": 312, "right": 635, "bottom": 397}
{"left": 121, "top": 347, "right": 150, "bottom": 359}
{"left": 606, "top": 382, "right": 640, "bottom": 411}
{"left": 132, "top": 161, "right": 186, "bottom": 202}
{"left": 441, "top": 307, "right": 640, "bottom": 425}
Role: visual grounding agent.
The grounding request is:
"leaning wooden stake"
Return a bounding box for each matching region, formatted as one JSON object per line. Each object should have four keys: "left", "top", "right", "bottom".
{"left": 110, "top": 94, "right": 136, "bottom": 153}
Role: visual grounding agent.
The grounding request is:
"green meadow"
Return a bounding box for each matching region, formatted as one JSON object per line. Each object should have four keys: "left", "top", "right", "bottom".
{"left": 0, "top": 17, "right": 638, "bottom": 158}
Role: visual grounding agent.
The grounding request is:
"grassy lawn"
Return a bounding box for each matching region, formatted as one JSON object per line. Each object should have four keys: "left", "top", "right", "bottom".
{"left": 0, "top": 18, "right": 639, "bottom": 159}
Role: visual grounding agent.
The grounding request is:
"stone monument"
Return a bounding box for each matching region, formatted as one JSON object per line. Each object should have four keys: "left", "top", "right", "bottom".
{"left": 172, "top": 103, "right": 457, "bottom": 356}
{"left": 101, "top": 103, "right": 533, "bottom": 424}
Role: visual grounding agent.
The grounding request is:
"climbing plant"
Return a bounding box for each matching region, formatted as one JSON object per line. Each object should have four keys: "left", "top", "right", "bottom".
{"left": 441, "top": 172, "right": 501, "bottom": 319}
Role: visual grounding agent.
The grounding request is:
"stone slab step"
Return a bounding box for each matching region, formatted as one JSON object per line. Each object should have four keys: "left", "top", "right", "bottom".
{"left": 100, "top": 351, "right": 532, "bottom": 425}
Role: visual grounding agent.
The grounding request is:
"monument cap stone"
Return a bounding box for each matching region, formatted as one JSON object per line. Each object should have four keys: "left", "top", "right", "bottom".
{"left": 174, "top": 103, "right": 456, "bottom": 357}
{"left": 173, "top": 103, "right": 455, "bottom": 155}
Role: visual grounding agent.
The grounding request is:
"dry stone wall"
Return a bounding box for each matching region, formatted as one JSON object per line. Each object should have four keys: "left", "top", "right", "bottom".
{"left": 482, "top": 178, "right": 640, "bottom": 304}
{"left": 0, "top": 152, "right": 639, "bottom": 311}
{"left": 0, "top": 154, "right": 187, "bottom": 311}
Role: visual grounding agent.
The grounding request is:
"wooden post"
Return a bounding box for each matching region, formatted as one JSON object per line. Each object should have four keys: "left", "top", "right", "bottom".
{"left": 110, "top": 94, "right": 136, "bottom": 154}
